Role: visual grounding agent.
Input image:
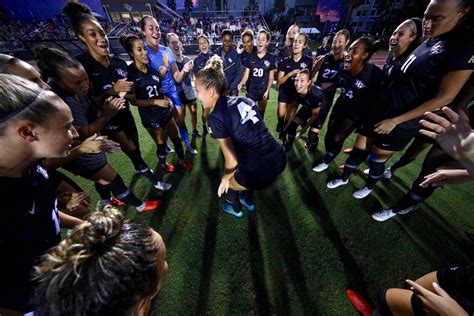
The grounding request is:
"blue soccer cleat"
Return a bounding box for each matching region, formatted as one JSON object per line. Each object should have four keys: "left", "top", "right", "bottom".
{"left": 239, "top": 194, "right": 255, "bottom": 212}
{"left": 221, "top": 202, "right": 243, "bottom": 218}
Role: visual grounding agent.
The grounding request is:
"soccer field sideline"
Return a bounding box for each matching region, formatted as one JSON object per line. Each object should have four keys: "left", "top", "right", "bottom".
{"left": 60, "top": 88, "right": 474, "bottom": 315}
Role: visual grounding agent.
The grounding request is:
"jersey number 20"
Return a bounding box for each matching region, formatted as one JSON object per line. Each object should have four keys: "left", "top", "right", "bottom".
{"left": 253, "top": 68, "right": 264, "bottom": 77}
{"left": 237, "top": 101, "right": 259, "bottom": 124}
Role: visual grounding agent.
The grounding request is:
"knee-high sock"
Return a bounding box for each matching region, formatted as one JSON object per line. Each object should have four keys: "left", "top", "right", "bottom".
{"left": 245, "top": 190, "right": 255, "bottom": 205}
{"left": 366, "top": 157, "right": 386, "bottom": 189}
{"left": 170, "top": 136, "right": 185, "bottom": 160}
{"left": 341, "top": 149, "right": 370, "bottom": 181}
{"left": 156, "top": 143, "right": 167, "bottom": 164}
{"left": 126, "top": 148, "right": 157, "bottom": 183}
{"left": 179, "top": 127, "right": 190, "bottom": 148}
{"left": 307, "top": 130, "right": 319, "bottom": 145}
{"left": 225, "top": 188, "right": 241, "bottom": 211}
{"left": 277, "top": 117, "right": 285, "bottom": 133}
{"left": 108, "top": 174, "right": 142, "bottom": 206}
{"left": 94, "top": 182, "right": 111, "bottom": 200}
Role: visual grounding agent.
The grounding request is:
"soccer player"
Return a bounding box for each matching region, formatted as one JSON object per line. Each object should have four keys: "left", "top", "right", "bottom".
{"left": 279, "top": 69, "right": 328, "bottom": 152}
{"left": 238, "top": 29, "right": 256, "bottom": 66}
{"left": 276, "top": 33, "right": 313, "bottom": 134}
{"left": 307, "top": 29, "right": 350, "bottom": 150}
{"left": 167, "top": 33, "right": 200, "bottom": 137}
{"left": 0, "top": 75, "right": 82, "bottom": 313}
{"left": 140, "top": 15, "right": 198, "bottom": 154}
{"left": 194, "top": 34, "right": 215, "bottom": 132}
{"left": 333, "top": 18, "right": 424, "bottom": 189}
{"left": 214, "top": 29, "right": 243, "bottom": 96}
{"left": 35, "top": 46, "right": 164, "bottom": 210}
{"left": 63, "top": 2, "right": 157, "bottom": 178}
{"left": 121, "top": 34, "right": 193, "bottom": 172}
{"left": 312, "top": 36, "right": 384, "bottom": 177}
{"left": 237, "top": 29, "right": 276, "bottom": 118}
{"left": 276, "top": 24, "right": 312, "bottom": 66}
{"left": 350, "top": 0, "right": 474, "bottom": 204}
{"left": 195, "top": 56, "right": 286, "bottom": 217}
{"left": 316, "top": 36, "right": 330, "bottom": 56}
{"left": 33, "top": 207, "right": 168, "bottom": 316}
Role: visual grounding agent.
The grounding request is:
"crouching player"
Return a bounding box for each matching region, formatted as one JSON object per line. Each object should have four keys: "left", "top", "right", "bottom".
{"left": 195, "top": 56, "right": 286, "bottom": 217}
{"left": 279, "top": 69, "right": 328, "bottom": 152}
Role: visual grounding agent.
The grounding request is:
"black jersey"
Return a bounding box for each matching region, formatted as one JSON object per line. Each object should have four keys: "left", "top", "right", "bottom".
{"left": 240, "top": 46, "right": 257, "bottom": 66}
{"left": 316, "top": 45, "right": 330, "bottom": 56}
{"left": 127, "top": 63, "right": 172, "bottom": 127}
{"left": 315, "top": 53, "right": 343, "bottom": 86}
{"left": 243, "top": 51, "right": 276, "bottom": 97}
{"left": 77, "top": 51, "right": 129, "bottom": 98}
{"left": 207, "top": 96, "right": 281, "bottom": 170}
{"left": 275, "top": 45, "right": 312, "bottom": 67}
{"left": 296, "top": 85, "right": 327, "bottom": 110}
{"left": 334, "top": 62, "right": 384, "bottom": 120}
{"left": 0, "top": 164, "right": 60, "bottom": 312}
{"left": 193, "top": 52, "right": 215, "bottom": 74}
{"left": 278, "top": 55, "right": 313, "bottom": 95}
{"left": 381, "top": 30, "right": 474, "bottom": 128}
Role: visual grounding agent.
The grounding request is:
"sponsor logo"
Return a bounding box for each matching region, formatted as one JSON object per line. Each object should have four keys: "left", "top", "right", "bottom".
{"left": 29, "top": 200, "right": 35, "bottom": 215}
{"left": 152, "top": 75, "right": 160, "bottom": 82}
{"left": 116, "top": 68, "right": 127, "bottom": 77}
{"left": 92, "top": 73, "right": 101, "bottom": 76}
{"left": 355, "top": 80, "right": 366, "bottom": 89}
{"left": 37, "top": 165, "right": 49, "bottom": 179}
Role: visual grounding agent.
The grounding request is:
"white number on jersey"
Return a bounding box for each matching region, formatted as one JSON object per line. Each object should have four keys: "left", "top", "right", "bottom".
{"left": 322, "top": 69, "right": 338, "bottom": 79}
{"left": 237, "top": 101, "right": 259, "bottom": 124}
{"left": 252, "top": 68, "right": 264, "bottom": 77}
{"left": 401, "top": 54, "right": 417, "bottom": 73}
{"left": 146, "top": 85, "right": 160, "bottom": 98}
{"left": 340, "top": 87, "right": 354, "bottom": 99}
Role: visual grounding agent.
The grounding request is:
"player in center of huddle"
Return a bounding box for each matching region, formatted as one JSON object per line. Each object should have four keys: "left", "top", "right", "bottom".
{"left": 238, "top": 29, "right": 276, "bottom": 118}
{"left": 195, "top": 56, "right": 286, "bottom": 218}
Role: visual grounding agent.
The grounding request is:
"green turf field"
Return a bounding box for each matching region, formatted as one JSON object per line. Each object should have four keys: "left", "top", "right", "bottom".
{"left": 62, "top": 89, "right": 474, "bottom": 315}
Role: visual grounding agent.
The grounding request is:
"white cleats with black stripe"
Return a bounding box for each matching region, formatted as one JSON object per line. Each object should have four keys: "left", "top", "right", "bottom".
{"left": 327, "top": 178, "right": 349, "bottom": 189}
{"left": 312, "top": 162, "right": 329, "bottom": 172}
{"left": 352, "top": 186, "right": 373, "bottom": 199}
{"left": 371, "top": 205, "right": 417, "bottom": 222}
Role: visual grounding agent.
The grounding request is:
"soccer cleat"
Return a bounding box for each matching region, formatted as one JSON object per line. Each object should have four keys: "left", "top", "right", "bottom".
{"left": 343, "top": 147, "right": 353, "bottom": 154}
{"left": 363, "top": 167, "right": 392, "bottom": 179}
{"left": 186, "top": 146, "right": 198, "bottom": 155}
{"left": 304, "top": 141, "right": 317, "bottom": 152}
{"left": 371, "top": 204, "right": 417, "bottom": 222}
{"left": 134, "top": 168, "right": 154, "bottom": 175}
{"left": 352, "top": 186, "right": 373, "bottom": 199}
{"left": 221, "top": 202, "right": 243, "bottom": 217}
{"left": 180, "top": 160, "right": 193, "bottom": 170}
{"left": 239, "top": 194, "right": 255, "bottom": 212}
{"left": 160, "top": 162, "right": 176, "bottom": 173}
{"left": 346, "top": 289, "right": 373, "bottom": 316}
{"left": 327, "top": 178, "right": 349, "bottom": 189}
{"left": 153, "top": 181, "right": 172, "bottom": 191}
{"left": 110, "top": 197, "right": 125, "bottom": 206}
{"left": 136, "top": 200, "right": 161, "bottom": 212}
{"left": 192, "top": 129, "right": 202, "bottom": 137}
{"left": 312, "top": 162, "right": 329, "bottom": 172}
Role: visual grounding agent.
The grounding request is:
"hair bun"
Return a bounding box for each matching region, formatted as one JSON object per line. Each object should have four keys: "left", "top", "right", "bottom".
{"left": 206, "top": 55, "right": 223, "bottom": 73}
{"left": 63, "top": 2, "right": 92, "bottom": 20}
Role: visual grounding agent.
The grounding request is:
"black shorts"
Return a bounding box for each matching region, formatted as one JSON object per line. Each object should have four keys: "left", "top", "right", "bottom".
{"left": 411, "top": 266, "right": 474, "bottom": 316}
{"left": 178, "top": 91, "right": 197, "bottom": 105}
{"left": 101, "top": 108, "right": 137, "bottom": 136}
{"left": 295, "top": 106, "right": 317, "bottom": 123}
{"left": 247, "top": 91, "right": 266, "bottom": 102}
{"left": 234, "top": 147, "right": 286, "bottom": 190}
{"left": 278, "top": 87, "right": 296, "bottom": 104}
{"left": 140, "top": 106, "right": 173, "bottom": 129}
{"left": 62, "top": 153, "right": 108, "bottom": 178}
{"left": 373, "top": 126, "right": 420, "bottom": 152}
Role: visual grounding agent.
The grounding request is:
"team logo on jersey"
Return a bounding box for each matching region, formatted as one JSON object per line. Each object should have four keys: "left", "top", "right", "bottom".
{"left": 300, "top": 62, "right": 308, "bottom": 69}
{"left": 355, "top": 80, "right": 366, "bottom": 89}
{"left": 228, "top": 58, "right": 232, "bottom": 63}
{"left": 264, "top": 60, "right": 271, "bottom": 67}
{"left": 429, "top": 42, "right": 444, "bottom": 55}
{"left": 152, "top": 75, "right": 160, "bottom": 82}
{"left": 116, "top": 68, "right": 127, "bottom": 77}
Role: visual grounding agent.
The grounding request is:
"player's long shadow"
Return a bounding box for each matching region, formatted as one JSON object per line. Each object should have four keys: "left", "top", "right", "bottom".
{"left": 256, "top": 185, "right": 320, "bottom": 314}
{"left": 247, "top": 212, "right": 273, "bottom": 315}
{"left": 195, "top": 135, "right": 222, "bottom": 315}
{"left": 286, "top": 145, "right": 372, "bottom": 301}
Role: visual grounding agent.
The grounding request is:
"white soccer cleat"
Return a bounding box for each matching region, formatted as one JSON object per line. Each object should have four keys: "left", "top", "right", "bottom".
{"left": 363, "top": 167, "right": 392, "bottom": 179}
{"left": 327, "top": 178, "right": 349, "bottom": 189}
{"left": 186, "top": 146, "right": 198, "bottom": 155}
{"left": 153, "top": 181, "right": 172, "bottom": 191}
{"left": 352, "top": 186, "right": 373, "bottom": 199}
{"left": 371, "top": 205, "right": 417, "bottom": 222}
{"left": 312, "top": 162, "right": 329, "bottom": 172}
